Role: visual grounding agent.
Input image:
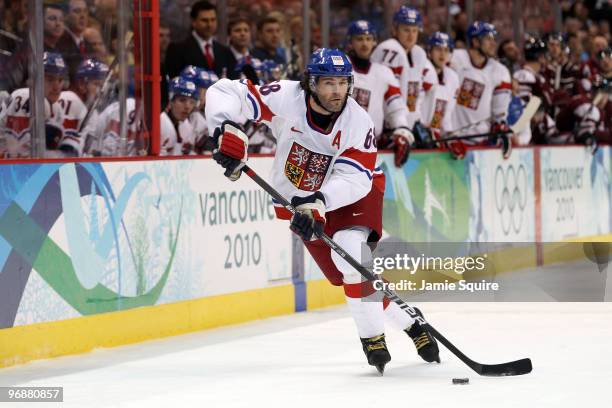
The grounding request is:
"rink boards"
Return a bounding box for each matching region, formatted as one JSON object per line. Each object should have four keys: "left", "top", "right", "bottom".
{"left": 1, "top": 145, "right": 611, "bottom": 367}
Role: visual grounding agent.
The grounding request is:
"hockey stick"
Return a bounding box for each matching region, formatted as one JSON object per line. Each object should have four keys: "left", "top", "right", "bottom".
{"left": 421, "top": 131, "right": 512, "bottom": 159}
{"left": 444, "top": 96, "right": 542, "bottom": 138}
{"left": 0, "top": 29, "right": 23, "bottom": 42}
{"left": 241, "top": 165, "right": 532, "bottom": 377}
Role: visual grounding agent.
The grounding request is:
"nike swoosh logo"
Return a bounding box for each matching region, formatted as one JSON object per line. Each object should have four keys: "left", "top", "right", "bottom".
{"left": 353, "top": 212, "right": 364, "bottom": 217}
{"left": 291, "top": 126, "right": 303, "bottom": 133}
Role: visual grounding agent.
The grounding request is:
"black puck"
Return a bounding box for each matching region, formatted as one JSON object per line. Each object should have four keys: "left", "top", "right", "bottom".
{"left": 452, "top": 378, "right": 469, "bottom": 384}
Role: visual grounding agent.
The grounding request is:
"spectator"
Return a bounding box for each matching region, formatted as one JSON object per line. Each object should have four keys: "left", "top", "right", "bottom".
{"left": 43, "top": 3, "right": 66, "bottom": 52}
{"left": 228, "top": 17, "right": 253, "bottom": 61}
{"left": 1, "top": 0, "right": 28, "bottom": 55}
{"left": 58, "top": 0, "right": 91, "bottom": 82}
{"left": 83, "top": 26, "right": 112, "bottom": 66}
{"left": 160, "top": 20, "right": 172, "bottom": 110}
{"left": 164, "top": 1, "right": 237, "bottom": 80}
{"left": 252, "top": 16, "right": 287, "bottom": 66}
{"left": 159, "top": 21, "right": 172, "bottom": 63}
{"left": 59, "top": 0, "right": 89, "bottom": 55}
{"left": 498, "top": 39, "right": 522, "bottom": 74}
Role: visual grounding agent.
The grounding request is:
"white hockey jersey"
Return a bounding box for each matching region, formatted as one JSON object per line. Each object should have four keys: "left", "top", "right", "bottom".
{"left": 206, "top": 79, "right": 377, "bottom": 215}
{"left": 420, "top": 66, "right": 460, "bottom": 134}
{"left": 371, "top": 39, "right": 438, "bottom": 127}
{"left": 0, "top": 88, "right": 65, "bottom": 158}
{"left": 351, "top": 60, "right": 409, "bottom": 137}
{"left": 187, "top": 110, "right": 208, "bottom": 152}
{"left": 57, "top": 90, "right": 91, "bottom": 155}
{"left": 93, "top": 98, "right": 143, "bottom": 156}
{"left": 450, "top": 49, "right": 512, "bottom": 137}
{"left": 161, "top": 111, "right": 197, "bottom": 156}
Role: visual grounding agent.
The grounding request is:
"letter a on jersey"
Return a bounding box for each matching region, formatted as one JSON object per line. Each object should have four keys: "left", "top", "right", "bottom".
{"left": 332, "top": 130, "right": 341, "bottom": 149}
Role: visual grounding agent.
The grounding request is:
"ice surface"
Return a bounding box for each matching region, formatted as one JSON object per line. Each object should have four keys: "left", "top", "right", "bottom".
{"left": 1, "top": 268, "right": 611, "bottom": 407}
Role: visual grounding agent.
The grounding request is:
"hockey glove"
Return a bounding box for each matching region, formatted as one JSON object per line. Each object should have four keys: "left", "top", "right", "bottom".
{"left": 490, "top": 122, "right": 513, "bottom": 159}
{"left": 412, "top": 121, "right": 436, "bottom": 149}
{"left": 212, "top": 120, "right": 249, "bottom": 181}
{"left": 391, "top": 127, "right": 413, "bottom": 167}
{"left": 290, "top": 192, "right": 326, "bottom": 241}
{"left": 447, "top": 140, "right": 467, "bottom": 160}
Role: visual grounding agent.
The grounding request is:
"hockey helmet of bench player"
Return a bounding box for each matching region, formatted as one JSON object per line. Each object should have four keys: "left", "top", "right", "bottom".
{"left": 180, "top": 65, "right": 219, "bottom": 89}
{"left": 347, "top": 20, "right": 377, "bottom": 39}
{"left": 427, "top": 31, "right": 454, "bottom": 51}
{"left": 467, "top": 21, "right": 497, "bottom": 44}
{"left": 76, "top": 58, "right": 110, "bottom": 80}
{"left": 393, "top": 6, "right": 423, "bottom": 30}
{"left": 168, "top": 76, "right": 198, "bottom": 101}
{"left": 523, "top": 36, "right": 547, "bottom": 61}
{"left": 43, "top": 52, "right": 67, "bottom": 77}
{"left": 260, "top": 59, "right": 282, "bottom": 83}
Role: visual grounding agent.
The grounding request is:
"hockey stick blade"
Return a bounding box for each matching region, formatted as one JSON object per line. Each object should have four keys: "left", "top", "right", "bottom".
{"left": 427, "top": 325, "right": 532, "bottom": 376}
{"left": 241, "top": 165, "right": 532, "bottom": 377}
{"left": 511, "top": 96, "right": 541, "bottom": 134}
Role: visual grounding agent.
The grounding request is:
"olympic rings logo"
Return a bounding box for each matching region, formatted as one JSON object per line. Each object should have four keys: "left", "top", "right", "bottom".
{"left": 494, "top": 164, "right": 527, "bottom": 235}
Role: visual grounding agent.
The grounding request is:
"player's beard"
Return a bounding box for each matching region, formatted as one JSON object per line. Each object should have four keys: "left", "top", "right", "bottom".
{"left": 317, "top": 93, "right": 347, "bottom": 113}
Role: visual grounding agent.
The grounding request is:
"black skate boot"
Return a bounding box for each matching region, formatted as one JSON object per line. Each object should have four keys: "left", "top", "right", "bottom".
{"left": 405, "top": 308, "right": 440, "bottom": 363}
{"left": 360, "top": 334, "right": 391, "bottom": 375}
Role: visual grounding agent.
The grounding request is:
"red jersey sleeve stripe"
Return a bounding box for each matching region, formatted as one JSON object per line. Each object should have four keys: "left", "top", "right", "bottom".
{"left": 391, "top": 66, "right": 403, "bottom": 76}
{"left": 339, "top": 147, "right": 376, "bottom": 171}
{"left": 245, "top": 80, "right": 275, "bottom": 123}
{"left": 422, "top": 82, "right": 433, "bottom": 91}
{"left": 63, "top": 118, "right": 79, "bottom": 130}
{"left": 494, "top": 82, "right": 513, "bottom": 91}
{"left": 384, "top": 85, "right": 401, "bottom": 101}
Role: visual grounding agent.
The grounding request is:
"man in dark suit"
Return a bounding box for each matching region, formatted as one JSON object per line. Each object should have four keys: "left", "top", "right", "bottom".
{"left": 57, "top": 0, "right": 89, "bottom": 83}
{"left": 164, "top": 1, "right": 237, "bottom": 81}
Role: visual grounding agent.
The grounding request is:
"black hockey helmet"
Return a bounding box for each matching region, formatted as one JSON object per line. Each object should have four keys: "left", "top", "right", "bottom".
{"left": 524, "top": 36, "right": 547, "bottom": 61}
{"left": 544, "top": 31, "right": 566, "bottom": 45}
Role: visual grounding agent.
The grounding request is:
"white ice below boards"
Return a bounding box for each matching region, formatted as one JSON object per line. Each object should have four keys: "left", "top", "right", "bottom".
{"left": 0, "top": 267, "right": 610, "bottom": 408}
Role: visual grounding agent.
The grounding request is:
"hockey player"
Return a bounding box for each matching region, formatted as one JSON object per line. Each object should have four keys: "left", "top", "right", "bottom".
{"left": 450, "top": 21, "right": 513, "bottom": 144}
{"left": 0, "top": 51, "right": 67, "bottom": 158}
{"left": 422, "top": 32, "right": 460, "bottom": 139}
{"left": 345, "top": 19, "right": 413, "bottom": 167}
{"left": 58, "top": 58, "right": 110, "bottom": 156}
{"left": 205, "top": 48, "right": 439, "bottom": 373}
{"left": 160, "top": 77, "right": 198, "bottom": 156}
{"left": 91, "top": 75, "right": 144, "bottom": 157}
{"left": 542, "top": 32, "right": 583, "bottom": 98}
{"left": 511, "top": 36, "right": 553, "bottom": 145}
{"left": 371, "top": 6, "right": 438, "bottom": 129}
{"left": 179, "top": 65, "right": 219, "bottom": 154}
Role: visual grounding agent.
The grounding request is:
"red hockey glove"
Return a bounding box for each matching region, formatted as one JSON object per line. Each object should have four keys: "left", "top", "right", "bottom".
{"left": 212, "top": 120, "right": 249, "bottom": 181}
{"left": 391, "top": 127, "right": 414, "bottom": 167}
{"left": 290, "top": 192, "right": 326, "bottom": 241}
{"left": 446, "top": 140, "right": 467, "bottom": 160}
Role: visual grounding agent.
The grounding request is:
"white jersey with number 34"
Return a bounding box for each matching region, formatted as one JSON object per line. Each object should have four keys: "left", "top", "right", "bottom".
{"left": 0, "top": 88, "right": 64, "bottom": 158}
